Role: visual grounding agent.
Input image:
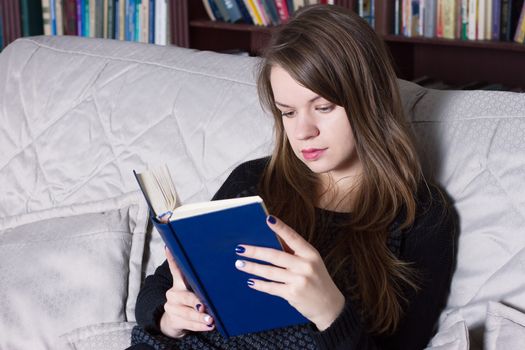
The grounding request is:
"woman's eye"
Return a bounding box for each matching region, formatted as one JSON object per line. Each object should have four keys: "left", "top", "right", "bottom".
{"left": 281, "top": 111, "right": 295, "bottom": 118}
{"left": 317, "top": 105, "right": 334, "bottom": 113}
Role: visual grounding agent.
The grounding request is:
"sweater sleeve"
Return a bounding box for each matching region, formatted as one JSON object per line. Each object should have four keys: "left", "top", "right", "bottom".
{"left": 308, "top": 298, "right": 378, "bottom": 350}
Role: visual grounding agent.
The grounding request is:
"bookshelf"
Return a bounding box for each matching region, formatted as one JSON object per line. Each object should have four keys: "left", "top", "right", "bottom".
{"left": 1, "top": 1, "right": 524, "bottom": 90}
{"left": 177, "top": 0, "right": 525, "bottom": 91}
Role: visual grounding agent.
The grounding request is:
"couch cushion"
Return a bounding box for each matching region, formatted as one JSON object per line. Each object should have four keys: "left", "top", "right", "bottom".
{"left": 0, "top": 36, "right": 274, "bottom": 218}
{"left": 409, "top": 88, "right": 525, "bottom": 348}
{"left": 0, "top": 192, "right": 148, "bottom": 349}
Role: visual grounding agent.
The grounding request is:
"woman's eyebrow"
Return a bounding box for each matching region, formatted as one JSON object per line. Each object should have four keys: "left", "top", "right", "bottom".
{"left": 275, "top": 95, "right": 323, "bottom": 108}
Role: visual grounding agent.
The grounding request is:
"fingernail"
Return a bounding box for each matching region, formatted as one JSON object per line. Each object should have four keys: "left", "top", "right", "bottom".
{"left": 204, "top": 315, "right": 212, "bottom": 323}
{"left": 268, "top": 215, "right": 277, "bottom": 224}
{"left": 235, "top": 260, "right": 245, "bottom": 269}
{"left": 207, "top": 324, "right": 214, "bottom": 328}
{"left": 247, "top": 279, "right": 255, "bottom": 287}
{"left": 235, "top": 245, "right": 245, "bottom": 254}
{"left": 195, "top": 304, "right": 201, "bottom": 311}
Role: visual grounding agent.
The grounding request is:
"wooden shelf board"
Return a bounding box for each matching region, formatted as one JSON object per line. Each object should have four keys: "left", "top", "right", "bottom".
{"left": 189, "top": 20, "right": 273, "bottom": 34}
{"left": 383, "top": 35, "right": 525, "bottom": 52}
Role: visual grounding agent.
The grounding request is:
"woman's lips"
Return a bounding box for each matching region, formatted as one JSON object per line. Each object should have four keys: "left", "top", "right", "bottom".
{"left": 301, "top": 148, "right": 327, "bottom": 160}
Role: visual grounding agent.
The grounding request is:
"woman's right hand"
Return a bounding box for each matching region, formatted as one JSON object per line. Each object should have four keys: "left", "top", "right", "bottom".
{"left": 159, "top": 247, "right": 215, "bottom": 338}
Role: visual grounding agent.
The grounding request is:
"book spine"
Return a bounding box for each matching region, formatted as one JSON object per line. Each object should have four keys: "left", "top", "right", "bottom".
{"left": 50, "top": 0, "right": 57, "bottom": 35}
{"left": 134, "top": 0, "right": 140, "bottom": 42}
{"left": 223, "top": 0, "right": 243, "bottom": 23}
{"left": 56, "top": 0, "right": 64, "bottom": 35}
{"left": 492, "top": 0, "right": 501, "bottom": 39}
{"left": 468, "top": 0, "right": 477, "bottom": 40}
{"left": 154, "top": 220, "right": 228, "bottom": 338}
{"left": 461, "top": 0, "right": 468, "bottom": 39}
{"left": 148, "top": 0, "right": 154, "bottom": 43}
{"left": 108, "top": 0, "right": 115, "bottom": 38}
{"left": 64, "top": 0, "right": 78, "bottom": 35}
{"left": 500, "top": 0, "right": 511, "bottom": 40}
{"left": 246, "top": 0, "right": 263, "bottom": 25}
{"left": 485, "top": 0, "right": 493, "bottom": 39}
{"left": 20, "top": 0, "right": 30, "bottom": 36}
{"left": 213, "top": 0, "right": 230, "bottom": 22}
{"left": 234, "top": 0, "right": 253, "bottom": 24}
{"left": 514, "top": 1, "right": 525, "bottom": 42}
{"left": 274, "top": 0, "right": 290, "bottom": 22}
{"left": 477, "top": 0, "right": 486, "bottom": 40}
{"left": 119, "top": 0, "right": 125, "bottom": 40}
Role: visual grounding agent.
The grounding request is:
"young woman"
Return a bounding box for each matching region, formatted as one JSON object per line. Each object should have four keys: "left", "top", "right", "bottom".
{"left": 130, "top": 4, "right": 456, "bottom": 350}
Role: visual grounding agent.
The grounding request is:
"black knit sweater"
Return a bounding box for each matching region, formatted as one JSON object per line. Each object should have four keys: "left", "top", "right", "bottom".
{"left": 131, "top": 157, "right": 456, "bottom": 350}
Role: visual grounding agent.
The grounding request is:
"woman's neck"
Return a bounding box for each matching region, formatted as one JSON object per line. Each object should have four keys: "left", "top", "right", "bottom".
{"left": 316, "top": 172, "right": 361, "bottom": 213}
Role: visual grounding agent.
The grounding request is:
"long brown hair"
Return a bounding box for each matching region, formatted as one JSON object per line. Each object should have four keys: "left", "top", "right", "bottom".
{"left": 257, "top": 5, "right": 423, "bottom": 334}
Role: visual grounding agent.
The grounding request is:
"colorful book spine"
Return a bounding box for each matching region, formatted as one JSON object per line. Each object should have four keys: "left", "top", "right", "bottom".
{"left": 485, "top": 0, "right": 493, "bottom": 39}
{"left": 63, "top": 0, "right": 78, "bottom": 35}
{"left": 514, "top": 1, "right": 525, "bottom": 42}
{"left": 478, "top": 0, "right": 486, "bottom": 40}
{"left": 50, "top": 0, "right": 57, "bottom": 35}
{"left": 20, "top": 0, "right": 44, "bottom": 37}
{"left": 274, "top": 0, "right": 290, "bottom": 22}
{"left": 468, "top": 0, "right": 478, "bottom": 40}
{"left": 223, "top": 0, "right": 243, "bottom": 23}
{"left": 56, "top": 0, "right": 64, "bottom": 35}
{"left": 460, "top": 0, "right": 469, "bottom": 39}
{"left": 245, "top": 0, "right": 263, "bottom": 25}
{"left": 148, "top": 0, "right": 154, "bottom": 43}
{"left": 492, "top": 0, "right": 501, "bottom": 39}
{"left": 500, "top": 0, "right": 511, "bottom": 40}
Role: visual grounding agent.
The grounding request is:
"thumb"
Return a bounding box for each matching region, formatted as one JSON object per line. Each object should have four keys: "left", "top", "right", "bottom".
{"left": 165, "top": 246, "right": 187, "bottom": 290}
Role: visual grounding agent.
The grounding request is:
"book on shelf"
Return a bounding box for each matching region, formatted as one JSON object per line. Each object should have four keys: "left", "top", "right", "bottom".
{"left": 513, "top": 0, "right": 525, "bottom": 42}
{"left": 394, "top": 0, "right": 525, "bottom": 43}
{"left": 133, "top": 164, "right": 308, "bottom": 338}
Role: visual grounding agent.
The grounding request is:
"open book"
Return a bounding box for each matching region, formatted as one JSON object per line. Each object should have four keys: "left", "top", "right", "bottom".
{"left": 133, "top": 165, "right": 307, "bottom": 338}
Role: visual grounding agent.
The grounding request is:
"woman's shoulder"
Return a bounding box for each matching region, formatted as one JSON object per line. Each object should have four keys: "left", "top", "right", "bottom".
{"left": 212, "top": 156, "right": 270, "bottom": 200}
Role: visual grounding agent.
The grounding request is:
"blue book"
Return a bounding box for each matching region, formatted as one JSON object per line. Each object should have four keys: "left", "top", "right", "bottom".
{"left": 149, "top": 0, "right": 155, "bottom": 43}
{"left": 134, "top": 166, "right": 308, "bottom": 338}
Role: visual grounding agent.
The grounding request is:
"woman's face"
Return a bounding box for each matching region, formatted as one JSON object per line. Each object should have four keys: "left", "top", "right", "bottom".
{"left": 270, "top": 65, "right": 362, "bottom": 181}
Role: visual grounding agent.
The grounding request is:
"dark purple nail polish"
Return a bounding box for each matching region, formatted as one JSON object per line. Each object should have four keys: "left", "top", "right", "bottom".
{"left": 268, "top": 215, "right": 277, "bottom": 224}
{"left": 207, "top": 324, "right": 214, "bottom": 328}
{"left": 235, "top": 245, "right": 245, "bottom": 253}
{"left": 247, "top": 279, "right": 255, "bottom": 287}
{"left": 196, "top": 304, "right": 201, "bottom": 311}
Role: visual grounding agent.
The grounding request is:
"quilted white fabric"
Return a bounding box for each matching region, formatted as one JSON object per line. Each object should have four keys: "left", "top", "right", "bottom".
{"left": 0, "top": 36, "right": 274, "bottom": 218}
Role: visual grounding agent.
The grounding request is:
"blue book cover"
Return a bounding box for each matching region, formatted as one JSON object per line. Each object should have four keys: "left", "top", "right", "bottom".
{"left": 149, "top": 0, "right": 155, "bottom": 43}
{"left": 234, "top": 0, "right": 253, "bottom": 24}
{"left": 50, "top": 0, "right": 57, "bottom": 35}
{"left": 223, "top": 0, "right": 243, "bottom": 23}
{"left": 151, "top": 199, "right": 308, "bottom": 338}
{"left": 134, "top": 167, "right": 307, "bottom": 338}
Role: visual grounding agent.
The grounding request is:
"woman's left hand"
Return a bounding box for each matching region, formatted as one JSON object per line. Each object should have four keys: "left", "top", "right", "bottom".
{"left": 235, "top": 215, "right": 345, "bottom": 331}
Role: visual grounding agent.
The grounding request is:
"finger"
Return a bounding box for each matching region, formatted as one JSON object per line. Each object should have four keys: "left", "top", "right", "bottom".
{"left": 235, "top": 259, "right": 292, "bottom": 283}
{"left": 166, "top": 289, "right": 202, "bottom": 310}
{"left": 165, "top": 247, "right": 187, "bottom": 289}
{"left": 164, "top": 302, "right": 215, "bottom": 326}
{"left": 165, "top": 313, "right": 215, "bottom": 333}
{"left": 266, "top": 215, "right": 315, "bottom": 257}
{"left": 246, "top": 278, "right": 288, "bottom": 299}
{"left": 235, "top": 244, "right": 297, "bottom": 269}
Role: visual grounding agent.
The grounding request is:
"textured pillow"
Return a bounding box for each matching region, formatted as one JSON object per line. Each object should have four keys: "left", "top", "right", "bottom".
{"left": 58, "top": 322, "right": 136, "bottom": 350}
{"left": 484, "top": 301, "right": 525, "bottom": 350}
{"left": 0, "top": 192, "right": 148, "bottom": 350}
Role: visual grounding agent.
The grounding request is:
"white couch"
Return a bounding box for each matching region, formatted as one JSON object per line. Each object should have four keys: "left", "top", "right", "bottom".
{"left": 0, "top": 36, "right": 524, "bottom": 350}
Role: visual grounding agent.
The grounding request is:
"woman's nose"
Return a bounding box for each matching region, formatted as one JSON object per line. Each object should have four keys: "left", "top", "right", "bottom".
{"left": 294, "top": 112, "right": 320, "bottom": 140}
